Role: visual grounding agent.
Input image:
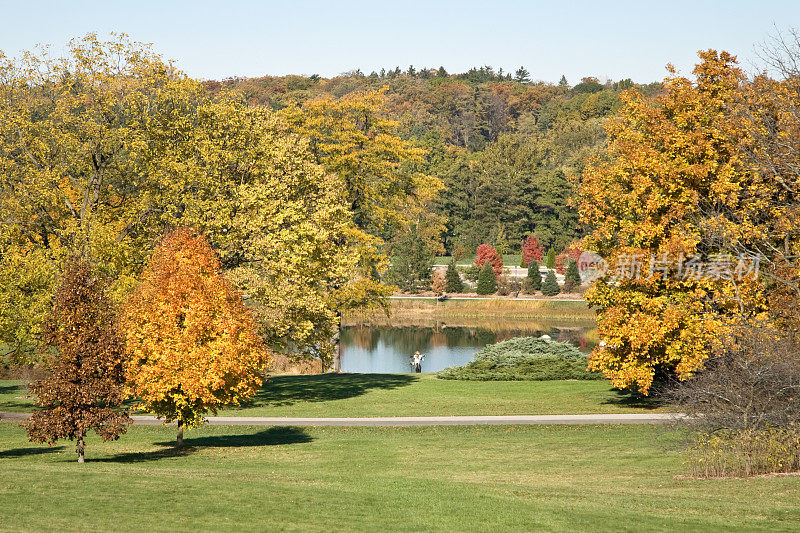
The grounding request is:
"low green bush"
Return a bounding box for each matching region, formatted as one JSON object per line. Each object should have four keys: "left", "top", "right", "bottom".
{"left": 436, "top": 337, "right": 602, "bottom": 381}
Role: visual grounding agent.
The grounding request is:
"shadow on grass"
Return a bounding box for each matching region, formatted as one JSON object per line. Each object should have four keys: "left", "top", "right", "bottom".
{"left": 0, "top": 445, "right": 65, "bottom": 458}
{"left": 98, "top": 426, "right": 313, "bottom": 463}
{"left": 0, "top": 383, "right": 25, "bottom": 395}
{"left": 601, "top": 389, "right": 663, "bottom": 410}
{"left": 239, "top": 373, "right": 418, "bottom": 408}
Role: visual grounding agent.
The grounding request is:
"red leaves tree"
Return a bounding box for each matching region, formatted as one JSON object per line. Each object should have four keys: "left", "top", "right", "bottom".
{"left": 475, "top": 243, "right": 503, "bottom": 277}
{"left": 521, "top": 235, "right": 544, "bottom": 266}
{"left": 121, "top": 228, "right": 268, "bottom": 447}
{"left": 25, "top": 258, "right": 131, "bottom": 463}
{"left": 555, "top": 242, "right": 582, "bottom": 274}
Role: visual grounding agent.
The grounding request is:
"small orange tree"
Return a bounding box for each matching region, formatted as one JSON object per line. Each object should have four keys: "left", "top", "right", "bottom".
{"left": 121, "top": 229, "right": 268, "bottom": 446}
{"left": 25, "top": 258, "right": 131, "bottom": 463}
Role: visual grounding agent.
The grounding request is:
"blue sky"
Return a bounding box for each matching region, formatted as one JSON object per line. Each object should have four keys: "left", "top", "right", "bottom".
{"left": 1, "top": 1, "right": 798, "bottom": 83}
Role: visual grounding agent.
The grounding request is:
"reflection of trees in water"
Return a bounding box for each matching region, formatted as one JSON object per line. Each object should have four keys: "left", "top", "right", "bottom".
{"left": 343, "top": 324, "right": 597, "bottom": 353}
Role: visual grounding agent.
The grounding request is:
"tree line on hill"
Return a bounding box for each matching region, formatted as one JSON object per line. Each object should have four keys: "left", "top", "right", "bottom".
{"left": 209, "top": 66, "right": 661, "bottom": 254}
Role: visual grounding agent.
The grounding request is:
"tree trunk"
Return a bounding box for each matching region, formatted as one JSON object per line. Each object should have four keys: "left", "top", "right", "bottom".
{"left": 76, "top": 436, "right": 85, "bottom": 463}
{"left": 176, "top": 420, "right": 184, "bottom": 448}
{"left": 332, "top": 312, "right": 342, "bottom": 373}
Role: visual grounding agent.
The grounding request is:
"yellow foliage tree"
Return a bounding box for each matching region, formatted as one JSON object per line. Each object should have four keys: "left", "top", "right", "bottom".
{"left": 120, "top": 229, "right": 268, "bottom": 445}
{"left": 0, "top": 34, "right": 384, "bottom": 369}
{"left": 579, "top": 51, "right": 768, "bottom": 394}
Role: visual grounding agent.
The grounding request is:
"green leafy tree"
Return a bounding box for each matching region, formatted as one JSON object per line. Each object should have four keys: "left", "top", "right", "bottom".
{"left": 563, "top": 259, "right": 581, "bottom": 292}
{"left": 388, "top": 231, "right": 434, "bottom": 293}
{"left": 541, "top": 270, "right": 560, "bottom": 296}
{"left": 25, "top": 259, "right": 131, "bottom": 463}
{"left": 545, "top": 249, "right": 556, "bottom": 269}
{"left": 476, "top": 262, "right": 497, "bottom": 295}
{"left": 445, "top": 260, "right": 464, "bottom": 293}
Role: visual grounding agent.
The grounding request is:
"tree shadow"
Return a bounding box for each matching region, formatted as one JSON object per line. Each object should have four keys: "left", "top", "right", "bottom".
{"left": 0, "top": 445, "right": 65, "bottom": 458}
{"left": 98, "top": 426, "right": 313, "bottom": 463}
{"left": 601, "top": 389, "right": 663, "bottom": 410}
{"left": 0, "top": 384, "right": 25, "bottom": 395}
{"left": 238, "top": 373, "right": 418, "bottom": 408}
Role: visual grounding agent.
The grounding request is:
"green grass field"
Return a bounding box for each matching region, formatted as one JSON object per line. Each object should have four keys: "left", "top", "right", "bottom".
{"left": 1, "top": 422, "right": 799, "bottom": 531}
{"left": 1, "top": 375, "right": 663, "bottom": 417}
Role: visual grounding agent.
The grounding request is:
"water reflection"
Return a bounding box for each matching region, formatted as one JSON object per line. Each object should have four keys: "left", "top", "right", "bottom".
{"left": 340, "top": 322, "right": 596, "bottom": 374}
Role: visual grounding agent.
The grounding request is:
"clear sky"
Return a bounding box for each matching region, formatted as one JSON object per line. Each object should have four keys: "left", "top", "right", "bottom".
{"left": 1, "top": 0, "right": 798, "bottom": 83}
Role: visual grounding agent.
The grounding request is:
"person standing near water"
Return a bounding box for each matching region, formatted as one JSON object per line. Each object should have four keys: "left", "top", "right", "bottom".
{"left": 410, "top": 351, "right": 424, "bottom": 373}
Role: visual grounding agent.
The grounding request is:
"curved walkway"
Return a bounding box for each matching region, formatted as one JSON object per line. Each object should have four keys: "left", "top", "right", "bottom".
{"left": 0, "top": 411, "right": 680, "bottom": 426}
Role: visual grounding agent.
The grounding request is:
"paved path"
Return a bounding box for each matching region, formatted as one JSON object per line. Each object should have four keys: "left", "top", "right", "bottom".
{"left": 388, "top": 296, "right": 587, "bottom": 302}
{"left": 0, "top": 411, "right": 680, "bottom": 426}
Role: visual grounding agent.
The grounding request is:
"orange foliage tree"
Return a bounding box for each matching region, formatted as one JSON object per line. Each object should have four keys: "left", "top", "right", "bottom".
{"left": 521, "top": 235, "right": 544, "bottom": 266}
{"left": 120, "top": 229, "right": 268, "bottom": 446}
{"left": 579, "top": 51, "right": 767, "bottom": 394}
{"left": 554, "top": 241, "right": 582, "bottom": 275}
{"left": 475, "top": 243, "right": 503, "bottom": 277}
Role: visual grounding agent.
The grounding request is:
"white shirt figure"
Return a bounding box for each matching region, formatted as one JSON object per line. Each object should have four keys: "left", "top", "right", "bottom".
{"left": 410, "top": 351, "right": 424, "bottom": 373}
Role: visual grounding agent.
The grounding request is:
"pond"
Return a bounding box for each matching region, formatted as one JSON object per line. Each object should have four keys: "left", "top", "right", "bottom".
{"left": 340, "top": 322, "right": 597, "bottom": 374}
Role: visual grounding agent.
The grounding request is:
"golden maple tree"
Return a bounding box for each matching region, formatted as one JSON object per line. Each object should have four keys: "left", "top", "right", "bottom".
{"left": 120, "top": 228, "right": 268, "bottom": 445}
{"left": 579, "top": 51, "right": 768, "bottom": 394}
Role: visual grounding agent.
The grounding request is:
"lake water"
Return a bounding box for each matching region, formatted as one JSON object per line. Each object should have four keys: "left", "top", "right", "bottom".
{"left": 340, "top": 323, "right": 596, "bottom": 374}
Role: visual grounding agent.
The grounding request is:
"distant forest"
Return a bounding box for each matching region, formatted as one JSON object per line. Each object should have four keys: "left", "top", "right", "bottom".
{"left": 208, "top": 66, "right": 662, "bottom": 255}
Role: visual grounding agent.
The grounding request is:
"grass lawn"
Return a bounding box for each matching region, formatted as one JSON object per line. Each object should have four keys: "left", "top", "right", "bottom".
{"left": 2, "top": 375, "right": 664, "bottom": 417}
{"left": 1, "top": 422, "right": 799, "bottom": 531}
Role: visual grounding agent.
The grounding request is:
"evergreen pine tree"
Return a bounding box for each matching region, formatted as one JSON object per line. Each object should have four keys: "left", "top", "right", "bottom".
{"left": 476, "top": 262, "right": 497, "bottom": 295}
{"left": 563, "top": 259, "right": 581, "bottom": 292}
{"left": 527, "top": 259, "right": 542, "bottom": 290}
{"left": 445, "top": 260, "right": 464, "bottom": 293}
{"left": 545, "top": 248, "right": 556, "bottom": 269}
{"left": 541, "top": 270, "right": 561, "bottom": 296}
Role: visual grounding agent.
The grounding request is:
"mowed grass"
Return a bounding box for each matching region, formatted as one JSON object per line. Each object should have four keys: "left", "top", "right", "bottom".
{"left": 1, "top": 375, "right": 663, "bottom": 417}
{"left": 1, "top": 422, "right": 799, "bottom": 532}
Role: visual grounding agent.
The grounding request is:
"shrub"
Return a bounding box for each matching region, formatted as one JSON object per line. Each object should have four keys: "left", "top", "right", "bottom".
{"left": 437, "top": 337, "right": 602, "bottom": 381}
{"left": 686, "top": 428, "right": 800, "bottom": 478}
{"left": 476, "top": 262, "right": 497, "bottom": 295}
{"left": 496, "top": 276, "right": 512, "bottom": 296}
{"left": 563, "top": 259, "right": 581, "bottom": 292}
{"left": 670, "top": 325, "right": 800, "bottom": 477}
{"left": 541, "top": 270, "right": 560, "bottom": 296}
{"left": 522, "top": 235, "right": 545, "bottom": 266}
{"left": 475, "top": 243, "right": 503, "bottom": 277}
{"left": 445, "top": 260, "right": 464, "bottom": 293}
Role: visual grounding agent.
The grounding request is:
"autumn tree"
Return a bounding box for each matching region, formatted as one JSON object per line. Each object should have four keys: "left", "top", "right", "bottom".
{"left": 121, "top": 229, "right": 268, "bottom": 446}
{"left": 579, "top": 51, "right": 765, "bottom": 394}
{"left": 0, "top": 34, "right": 377, "bottom": 371}
{"left": 475, "top": 244, "right": 503, "bottom": 277}
{"left": 555, "top": 242, "right": 582, "bottom": 275}
{"left": 25, "top": 259, "right": 131, "bottom": 463}
{"left": 522, "top": 235, "right": 545, "bottom": 267}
